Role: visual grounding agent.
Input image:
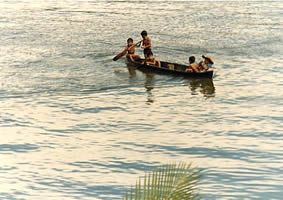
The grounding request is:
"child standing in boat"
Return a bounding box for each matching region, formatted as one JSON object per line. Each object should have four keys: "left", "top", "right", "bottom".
{"left": 140, "top": 30, "right": 152, "bottom": 59}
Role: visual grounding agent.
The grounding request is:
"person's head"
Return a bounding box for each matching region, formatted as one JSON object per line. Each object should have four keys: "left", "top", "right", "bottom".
{"left": 127, "top": 38, "right": 133, "bottom": 45}
{"left": 189, "top": 56, "right": 195, "bottom": 64}
{"left": 202, "top": 55, "right": 214, "bottom": 64}
{"left": 147, "top": 52, "right": 154, "bottom": 60}
{"left": 141, "top": 30, "right": 148, "bottom": 39}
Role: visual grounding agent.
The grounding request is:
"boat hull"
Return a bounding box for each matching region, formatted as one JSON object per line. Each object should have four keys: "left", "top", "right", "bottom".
{"left": 127, "top": 59, "right": 214, "bottom": 79}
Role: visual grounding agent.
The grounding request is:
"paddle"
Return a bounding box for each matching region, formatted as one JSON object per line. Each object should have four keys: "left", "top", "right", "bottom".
{"left": 113, "top": 41, "right": 142, "bottom": 61}
{"left": 113, "top": 49, "right": 127, "bottom": 61}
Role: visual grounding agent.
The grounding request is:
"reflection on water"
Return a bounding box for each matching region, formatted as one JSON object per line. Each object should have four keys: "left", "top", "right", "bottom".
{"left": 126, "top": 60, "right": 215, "bottom": 100}
{"left": 127, "top": 61, "right": 216, "bottom": 103}
{"left": 126, "top": 62, "right": 155, "bottom": 104}
{"left": 126, "top": 64, "right": 136, "bottom": 79}
{"left": 1, "top": 0, "right": 283, "bottom": 199}
{"left": 144, "top": 73, "right": 155, "bottom": 104}
{"left": 189, "top": 78, "right": 215, "bottom": 97}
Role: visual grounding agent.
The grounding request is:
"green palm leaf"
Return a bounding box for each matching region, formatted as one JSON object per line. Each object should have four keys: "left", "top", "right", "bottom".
{"left": 123, "top": 162, "right": 202, "bottom": 200}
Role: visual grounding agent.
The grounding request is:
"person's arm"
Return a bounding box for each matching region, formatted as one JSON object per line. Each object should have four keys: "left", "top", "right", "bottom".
{"left": 123, "top": 45, "right": 129, "bottom": 53}
{"left": 128, "top": 54, "right": 135, "bottom": 62}
{"left": 156, "top": 60, "right": 161, "bottom": 67}
{"left": 191, "top": 64, "right": 200, "bottom": 73}
{"left": 141, "top": 39, "right": 145, "bottom": 48}
{"left": 185, "top": 66, "right": 193, "bottom": 72}
{"left": 149, "top": 58, "right": 157, "bottom": 66}
{"left": 199, "top": 61, "right": 208, "bottom": 71}
{"left": 146, "top": 38, "right": 152, "bottom": 49}
{"left": 128, "top": 41, "right": 141, "bottom": 50}
{"left": 128, "top": 44, "right": 134, "bottom": 50}
{"left": 202, "top": 64, "right": 208, "bottom": 71}
{"left": 136, "top": 40, "right": 142, "bottom": 47}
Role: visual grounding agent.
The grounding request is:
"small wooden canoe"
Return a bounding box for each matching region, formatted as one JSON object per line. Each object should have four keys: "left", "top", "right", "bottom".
{"left": 127, "top": 58, "right": 214, "bottom": 79}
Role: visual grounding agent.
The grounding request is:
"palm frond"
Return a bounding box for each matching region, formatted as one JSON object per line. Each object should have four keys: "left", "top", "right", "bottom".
{"left": 122, "top": 162, "right": 202, "bottom": 200}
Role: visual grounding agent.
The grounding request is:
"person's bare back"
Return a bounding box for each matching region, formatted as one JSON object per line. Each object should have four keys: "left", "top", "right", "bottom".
{"left": 185, "top": 56, "right": 200, "bottom": 72}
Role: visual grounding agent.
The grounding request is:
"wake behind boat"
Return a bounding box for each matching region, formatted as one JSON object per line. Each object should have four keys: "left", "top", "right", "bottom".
{"left": 127, "top": 58, "right": 214, "bottom": 79}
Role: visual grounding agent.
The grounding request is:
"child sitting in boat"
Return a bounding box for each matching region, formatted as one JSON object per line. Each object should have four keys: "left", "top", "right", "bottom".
{"left": 125, "top": 38, "right": 141, "bottom": 62}
{"left": 186, "top": 56, "right": 200, "bottom": 72}
{"left": 198, "top": 55, "right": 214, "bottom": 71}
{"left": 143, "top": 52, "right": 161, "bottom": 67}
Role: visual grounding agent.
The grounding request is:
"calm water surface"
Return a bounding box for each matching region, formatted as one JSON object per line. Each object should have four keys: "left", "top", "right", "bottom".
{"left": 0, "top": 0, "right": 283, "bottom": 199}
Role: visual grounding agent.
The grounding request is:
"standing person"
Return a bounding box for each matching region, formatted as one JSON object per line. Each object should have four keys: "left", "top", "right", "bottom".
{"left": 140, "top": 30, "right": 152, "bottom": 59}
{"left": 185, "top": 56, "right": 200, "bottom": 72}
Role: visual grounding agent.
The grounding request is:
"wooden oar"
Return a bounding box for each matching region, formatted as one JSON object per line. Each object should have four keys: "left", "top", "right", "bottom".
{"left": 113, "top": 41, "right": 142, "bottom": 61}
{"left": 113, "top": 49, "right": 127, "bottom": 61}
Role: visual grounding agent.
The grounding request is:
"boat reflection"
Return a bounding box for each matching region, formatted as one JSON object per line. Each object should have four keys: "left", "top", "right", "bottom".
{"left": 126, "top": 63, "right": 136, "bottom": 78}
{"left": 144, "top": 73, "right": 155, "bottom": 104}
{"left": 126, "top": 62, "right": 155, "bottom": 104}
{"left": 188, "top": 78, "right": 215, "bottom": 97}
{"left": 126, "top": 62, "right": 215, "bottom": 103}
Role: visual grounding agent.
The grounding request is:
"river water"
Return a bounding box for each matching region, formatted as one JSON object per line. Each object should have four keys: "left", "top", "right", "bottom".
{"left": 1, "top": 0, "right": 283, "bottom": 199}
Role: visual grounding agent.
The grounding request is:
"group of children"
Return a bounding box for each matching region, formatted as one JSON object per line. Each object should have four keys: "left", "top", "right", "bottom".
{"left": 123, "top": 30, "right": 160, "bottom": 67}
{"left": 186, "top": 55, "right": 214, "bottom": 73}
{"left": 123, "top": 30, "right": 214, "bottom": 72}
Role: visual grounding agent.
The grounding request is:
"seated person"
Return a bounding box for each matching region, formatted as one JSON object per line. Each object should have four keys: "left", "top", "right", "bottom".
{"left": 185, "top": 56, "right": 200, "bottom": 72}
{"left": 198, "top": 55, "right": 214, "bottom": 71}
{"left": 125, "top": 38, "right": 141, "bottom": 62}
{"left": 143, "top": 52, "right": 161, "bottom": 67}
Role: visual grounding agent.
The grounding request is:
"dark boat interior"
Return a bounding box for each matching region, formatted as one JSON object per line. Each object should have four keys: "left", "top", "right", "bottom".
{"left": 134, "top": 59, "right": 187, "bottom": 72}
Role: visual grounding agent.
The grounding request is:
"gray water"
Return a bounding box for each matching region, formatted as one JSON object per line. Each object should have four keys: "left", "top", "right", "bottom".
{"left": 1, "top": 0, "right": 283, "bottom": 199}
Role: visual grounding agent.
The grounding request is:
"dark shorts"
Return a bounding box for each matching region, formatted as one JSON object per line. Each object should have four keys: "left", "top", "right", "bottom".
{"left": 144, "top": 48, "right": 153, "bottom": 55}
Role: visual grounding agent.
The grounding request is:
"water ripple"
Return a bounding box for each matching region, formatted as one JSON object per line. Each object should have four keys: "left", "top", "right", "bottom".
{"left": 0, "top": 144, "right": 39, "bottom": 154}
{"left": 0, "top": 0, "right": 283, "bottom": 200}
